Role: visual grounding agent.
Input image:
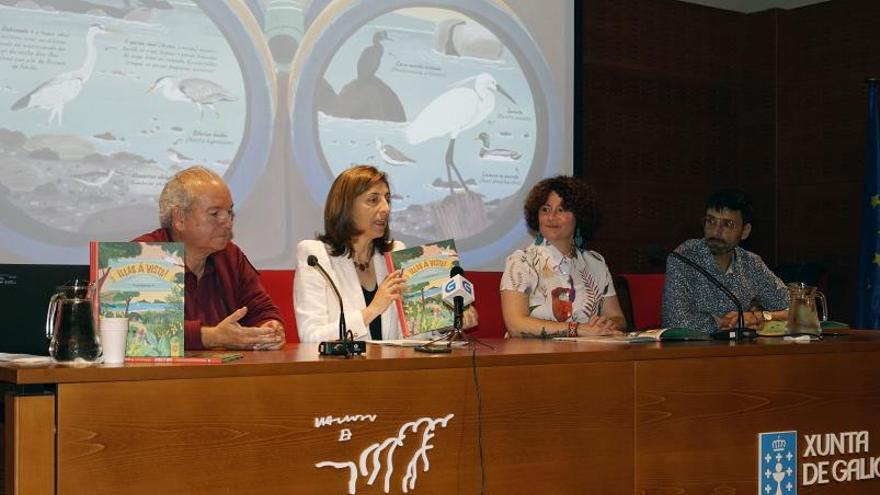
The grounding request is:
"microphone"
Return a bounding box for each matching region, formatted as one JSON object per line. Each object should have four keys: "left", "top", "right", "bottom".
{"left": 669, "top": 251, "right": 757, "bottom": 341}
{"left": 441, "top": 266, "right": 474, "bottom": 331}
{"left": 307, "top": 255, "right": 366, "bottom": 356}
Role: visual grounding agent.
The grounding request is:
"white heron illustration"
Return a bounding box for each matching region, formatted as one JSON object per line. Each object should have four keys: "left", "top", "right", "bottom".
{"left": 476, "top": 132, "right": 521, "bottom": 161}
{"left": 145, "top": 76, "right": 237, "bottom": 118}
{"left": 405, "top": 73, "right": 515, "bottom": 194}
{"left": 10, "top": 24, "right": 112, "bottom": 125}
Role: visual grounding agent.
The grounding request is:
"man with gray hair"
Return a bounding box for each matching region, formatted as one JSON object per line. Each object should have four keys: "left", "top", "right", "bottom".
{"left": 135, "top": 166, "right": 286, "bottom": 350}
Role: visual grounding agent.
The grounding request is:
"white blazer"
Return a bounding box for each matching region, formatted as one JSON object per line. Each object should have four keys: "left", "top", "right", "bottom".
{"left": 294, "top": 239, "right": 404, "bottom": 343}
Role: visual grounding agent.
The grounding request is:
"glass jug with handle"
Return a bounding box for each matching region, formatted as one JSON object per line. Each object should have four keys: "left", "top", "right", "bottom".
{"left": 784, "top": 283, "right": 827, "bottom": 336}
{"left": 45, "top": 279, "right": 102, "bottom": 362}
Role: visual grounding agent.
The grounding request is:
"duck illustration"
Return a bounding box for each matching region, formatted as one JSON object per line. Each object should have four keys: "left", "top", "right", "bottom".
{"left": 476, "top": 132, "right": 521, "bottom": 161}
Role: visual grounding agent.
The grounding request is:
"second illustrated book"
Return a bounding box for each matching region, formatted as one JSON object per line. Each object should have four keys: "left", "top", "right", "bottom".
{"left": 384, "top": 239, "right": 460, "bottom": 338}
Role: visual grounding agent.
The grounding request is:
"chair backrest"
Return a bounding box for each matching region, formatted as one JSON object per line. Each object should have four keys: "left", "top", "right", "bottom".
{"left": 257, "top": 269, "right": 508, "bottom": 342}
{"left": 258, "top": 269, "right": 298, "bottom": 342}
{"left": 615, "top": 273, "right": 665, "bottom": 331}
{"left": 468, "top": 271, "right": 506, "bottom": 338}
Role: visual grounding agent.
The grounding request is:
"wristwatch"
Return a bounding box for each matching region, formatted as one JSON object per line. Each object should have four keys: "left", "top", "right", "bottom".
{"left": 760, "top": 310, "right": 773, "bottom": 322}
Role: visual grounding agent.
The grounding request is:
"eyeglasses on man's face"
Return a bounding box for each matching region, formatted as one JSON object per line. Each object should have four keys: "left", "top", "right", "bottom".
{"left": 703, "top": 215, "right": 738, "bottom": 231}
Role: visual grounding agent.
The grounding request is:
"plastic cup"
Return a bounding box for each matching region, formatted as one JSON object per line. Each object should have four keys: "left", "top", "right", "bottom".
{"left": 100, "top": 317, "right": 129, "bottom": 364}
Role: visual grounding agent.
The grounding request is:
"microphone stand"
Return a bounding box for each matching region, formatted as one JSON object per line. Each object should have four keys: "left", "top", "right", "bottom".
{"left": 308, "top": 256, "right": 366, "bottom": 357}
{"left": 421, "top": 296, "right": 494, "bottom": 352}
{"left": 670, "top": 251, "right": 756, "bottom": 341}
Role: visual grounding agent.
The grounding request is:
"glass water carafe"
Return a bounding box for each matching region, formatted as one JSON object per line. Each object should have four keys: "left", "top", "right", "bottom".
{"left": 46, "top": 280, "right": 102, "bottom": 362}
{"left": 784, "top": 283, "right": 827, "bottom": 336}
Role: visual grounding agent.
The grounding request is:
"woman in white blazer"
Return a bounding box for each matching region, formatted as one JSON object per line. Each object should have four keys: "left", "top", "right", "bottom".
{"left": 294, "top": 166, "right": 406, "bottom": 343}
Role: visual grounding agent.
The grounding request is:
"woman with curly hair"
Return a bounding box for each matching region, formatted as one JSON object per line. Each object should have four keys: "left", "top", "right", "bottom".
{"left": 500, "top": 176, "right": 626, "bottom": 338}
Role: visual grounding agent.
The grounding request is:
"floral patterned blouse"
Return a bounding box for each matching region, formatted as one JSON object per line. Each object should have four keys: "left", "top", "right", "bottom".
{"left": 500, "top": 242, "right": 616, "bottom": 323}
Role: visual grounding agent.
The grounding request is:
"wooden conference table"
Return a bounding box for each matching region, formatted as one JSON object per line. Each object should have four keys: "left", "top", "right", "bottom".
{"left": 3, "top": 332, "right": 880, "bottom": 494}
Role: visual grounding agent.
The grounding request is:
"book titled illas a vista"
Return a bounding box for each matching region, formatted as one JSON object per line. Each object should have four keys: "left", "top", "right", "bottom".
{"left": 90, "top": 241, "right": 185, "bottom": 357}
{"left": 384, "top": 239, "right": 460, "bottom": 337}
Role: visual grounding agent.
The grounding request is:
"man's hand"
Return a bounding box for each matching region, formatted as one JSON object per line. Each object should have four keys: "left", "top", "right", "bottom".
{"left": 202, "top": 307, "right": 287, "bottom": 349}
{"left": 253, "top": 319, "right": 286, "bottom": 350}
{"left": 718, "top": 310, "right": 761, "bottom": 330}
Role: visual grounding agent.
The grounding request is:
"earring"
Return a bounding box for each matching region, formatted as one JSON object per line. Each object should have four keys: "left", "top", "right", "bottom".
{"left": 574, "top": 228, "right": 583, "bottom": 249}
{"left": 534, "top": 233, "right": 544, "bottom": 245}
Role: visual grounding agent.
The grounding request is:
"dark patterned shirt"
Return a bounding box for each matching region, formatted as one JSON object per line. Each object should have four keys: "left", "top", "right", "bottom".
{"left": 662, "top": 238, "right": 789, "bottom": 333}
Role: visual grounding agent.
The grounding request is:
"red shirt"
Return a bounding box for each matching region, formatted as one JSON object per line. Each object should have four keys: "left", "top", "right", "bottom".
{"left": 133, "top": 228, "right": 283, "bottom": 350}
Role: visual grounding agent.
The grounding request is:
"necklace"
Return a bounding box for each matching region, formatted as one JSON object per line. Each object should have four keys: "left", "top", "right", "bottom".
{"left": 353, "top": 248, "right": 373, "bottom": 272}
{"left": 558, "top": 257, "right": 572, "bottom": 276}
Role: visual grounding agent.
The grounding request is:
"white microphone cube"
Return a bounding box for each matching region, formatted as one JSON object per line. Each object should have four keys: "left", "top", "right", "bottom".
{"left": 442, "top": 275, "right": 475, "bottom": 307}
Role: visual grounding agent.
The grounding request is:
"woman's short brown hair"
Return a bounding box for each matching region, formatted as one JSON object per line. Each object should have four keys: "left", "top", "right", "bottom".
{"left": 319, "top": 165, "right": 394, "bottom": 257}
{"left": 523, "top": 175, "right": 600, "bottom": 248}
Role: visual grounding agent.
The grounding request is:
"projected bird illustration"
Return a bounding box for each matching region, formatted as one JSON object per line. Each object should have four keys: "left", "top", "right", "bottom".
{"left": 357, "top": 30, "right": 390, "bottom": 79}
{"left": 405, "top": 73, "right": 515, "bottom": 194}
{"left": 375, "top": 138, "right": 415, "bottom": 166}
{"left": 476, "top": 132, "right": 521, "bottom": 161}
{"left": 334, "top": 30, "right": 406, "bottom": 122}
{"left": 71, "top": 170, "right": 115, "bottom": 188}
{"left": 10, "top": 24, "right": 112, "bottom": 125}
{"left": 145, "top": 76, "right": 237, "bottom": 118}
{"left": 167, "top": 148, "right": 194, "bottom": 165}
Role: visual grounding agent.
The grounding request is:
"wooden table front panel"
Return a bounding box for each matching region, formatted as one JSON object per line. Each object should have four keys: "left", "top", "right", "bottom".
{"left": 4, "top": 394, "right": 54, "bottom": 495}
{"left": 636, "top": 351, "right": 880, "bottom": 494}
{"left": 57, "top": 360, "right": 633, "bottom": 495}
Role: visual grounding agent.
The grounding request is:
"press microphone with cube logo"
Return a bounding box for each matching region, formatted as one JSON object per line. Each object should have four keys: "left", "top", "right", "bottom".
{"left": 441, "top": 266, "right": 474, "bottom": 331}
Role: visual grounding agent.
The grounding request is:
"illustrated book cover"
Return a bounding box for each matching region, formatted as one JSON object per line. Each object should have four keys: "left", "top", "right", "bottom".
{"left": 90, "top": 241, "right": 185, "bottom": 357}
{"left": 384, "top": 239, "right": 460, "bottom": 337}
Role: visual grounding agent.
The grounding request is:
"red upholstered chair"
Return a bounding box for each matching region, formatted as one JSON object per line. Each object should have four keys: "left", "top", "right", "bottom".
{"left": 468, "top": 271, "right": 506, "bottom": 338}
{"left": 258, "top": 269, "right": 506, "bottom": 342}
{"left": 615, "top": 273, "right": 665, "bottom": 331}
{"left": 258, "top": 270, "right": 298, "bottom": 342}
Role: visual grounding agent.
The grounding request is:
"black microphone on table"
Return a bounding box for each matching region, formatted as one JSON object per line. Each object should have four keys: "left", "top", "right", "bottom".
{"left": 441, "top": 265, "right": 475, "bottom": 332}
{"left": 669, "top": 251, "right": 757, "bottom": 341}
{"left": 307, "top": 255, "right": 366, "bottom": 357}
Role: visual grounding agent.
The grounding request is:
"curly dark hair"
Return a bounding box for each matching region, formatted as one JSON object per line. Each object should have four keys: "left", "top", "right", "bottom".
{"left": 523, "top": 175, "right": 600, "bottom": 248}
{"left": 318, "top": 165, "right": 395, "bottom": 257}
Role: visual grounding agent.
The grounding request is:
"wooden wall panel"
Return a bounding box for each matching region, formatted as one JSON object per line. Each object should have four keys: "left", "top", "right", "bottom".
{"left": 578, "top": 0, "right": 758, "bottom": 276}
{"left": 576, "top": 0, "right": 880, "bottom": 322}
{"left": 775, "top": 0, "right": 880, "bottom": 322}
